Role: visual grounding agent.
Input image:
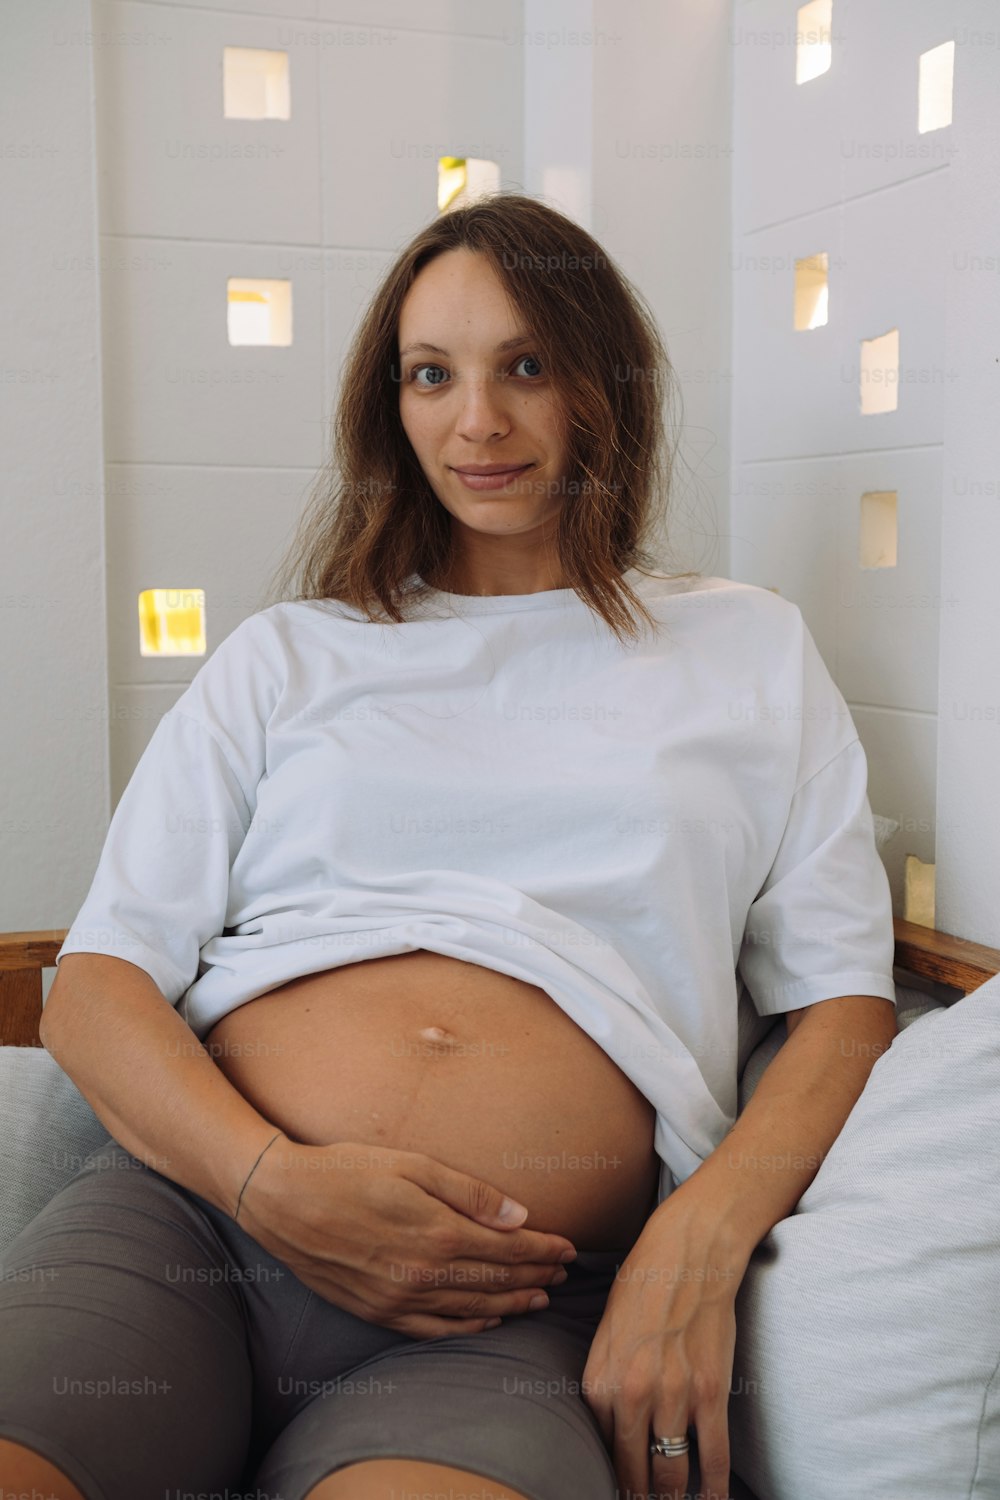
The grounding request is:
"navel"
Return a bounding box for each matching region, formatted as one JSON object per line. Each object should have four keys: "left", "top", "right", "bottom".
{"left": 417, "top": 1025, "right": 456, "bottom": 1044}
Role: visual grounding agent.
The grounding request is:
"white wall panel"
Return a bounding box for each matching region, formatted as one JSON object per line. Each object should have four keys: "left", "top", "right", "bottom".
{"left": 840, "top": 0, "right": 958, "bottom": 202}
{"left": 730, "top": 447, "right": 945, "bottom": 720}
{"left": 935, "top": 16, "right": 1000, "bottom": 944}
{"left": 729, "top": 0, "right": 975, "bottom": 922}
{"left": 319, "top": 29, "right": 523, "bottom": 249}
{"left": 733, "top": 165, "right": 950, "bottom": 465}
{"left": 322, "top": 245, "right": 395, "bottom": 387}
{"left": 731, "top": 206, "right": 846, "bottom": 462}
{"left": 728, "top": 458, "right": 842, "bottom": 670}
{"left": 833, "top": 447, "right": 943, "bottom": 714}
{"left": 144, "top": 0, "right": 320, "bottom": 18}
{"left": 839, "top": 167, "right": 951, "bottom": 451}
{"left": 316, "top": 0, "right": 523, "bottom": 37}
{"left": 93, "top": 1, "right": 322, "bottom": 245}
{"left": 731, "top": 0, "right": 844, "bottom": 237}
{"left": 1, "top": 1, "right": 109, "bottom": 930}
{"left": 140, "top": 0, "right": 522, "bottom": 31}
{"left": 105, "top": 465, "right": 311, "bottom": 688}
{"left": 100, "top": 238, "right": 327, "bottom": 468}
{"left": 730, "top": 469, "right": 943, "bottom": 905}
{"left": 732, "top": 0, "right": 960, "bottom": 237}
{"left": 853, "top": 704, "right": 938, "bottom": 912}
{"left": 592, "top": 0, "right": 732, "bottom": 577}
{"left": 523, "top": 0, "right": 593, "bottom": 230}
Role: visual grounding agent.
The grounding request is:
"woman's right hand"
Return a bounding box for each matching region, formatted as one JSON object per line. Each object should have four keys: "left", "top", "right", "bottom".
{"left": 235, "top": 1133, "right": 579, "bottom": 1340}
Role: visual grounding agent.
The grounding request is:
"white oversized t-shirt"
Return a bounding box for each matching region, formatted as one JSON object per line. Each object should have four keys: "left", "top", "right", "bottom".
{"left": 55, "top": 568, "right": 897, "bottom": 1206}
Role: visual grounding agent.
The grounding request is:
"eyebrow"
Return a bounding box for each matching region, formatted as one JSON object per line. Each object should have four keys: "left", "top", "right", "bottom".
{"left": 398, "top": 332, "right": 534, "bottom": 359}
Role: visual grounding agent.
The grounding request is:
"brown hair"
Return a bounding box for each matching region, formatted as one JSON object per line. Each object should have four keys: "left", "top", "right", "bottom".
{"left": 262, "top": 191, "right": 699, "bottom": 644}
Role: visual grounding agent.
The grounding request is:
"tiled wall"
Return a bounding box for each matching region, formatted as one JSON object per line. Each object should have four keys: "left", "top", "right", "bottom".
{"left": 728, "top": 0, "right": 958, "bottom": 914}
{"left": 93, "top": 0, "right": 524, "bottom": 800}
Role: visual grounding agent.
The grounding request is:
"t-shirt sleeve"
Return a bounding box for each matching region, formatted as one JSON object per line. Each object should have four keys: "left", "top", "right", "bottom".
{"left": 736, "top": 609, "right": 897, "bottom": 1018}
{"left": 54, "top": 611, "right": 277, "bottom": 1007}
{"left": 54, "top": 712, "right": 253, "bottom": 1005}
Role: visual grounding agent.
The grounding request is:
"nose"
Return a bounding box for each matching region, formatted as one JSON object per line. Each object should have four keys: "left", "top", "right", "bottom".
{"left": 453, "top": 372, "right": 513, "bottom": 443}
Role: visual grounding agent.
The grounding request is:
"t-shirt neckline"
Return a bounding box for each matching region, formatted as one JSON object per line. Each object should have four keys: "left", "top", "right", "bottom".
{"left": 409, "top": 566, "right": 645, "bottom": 614}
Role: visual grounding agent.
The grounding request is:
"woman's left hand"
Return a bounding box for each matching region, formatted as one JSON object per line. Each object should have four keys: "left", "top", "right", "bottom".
{"left": 581, "top": 1207, "right": 744, "bottom": 1500}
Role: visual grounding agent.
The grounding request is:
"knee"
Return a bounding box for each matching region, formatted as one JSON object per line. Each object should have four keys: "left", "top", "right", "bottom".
{"left": 0, "top": 1437, "right": 87, "bottom": 1500}
{"left": 304, "top": 1455, "right": 536, "bottom": 1500}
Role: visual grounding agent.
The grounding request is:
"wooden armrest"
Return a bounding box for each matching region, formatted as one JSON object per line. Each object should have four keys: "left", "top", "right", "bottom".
{"left": 0, "top": 929, "right": 69, "bottom": 1048}
{"left": 891, "top": 917, "right": 1000, "bottom": 996}
{"left": 2, "top": 921, "right": 1000, "bottom": 1050}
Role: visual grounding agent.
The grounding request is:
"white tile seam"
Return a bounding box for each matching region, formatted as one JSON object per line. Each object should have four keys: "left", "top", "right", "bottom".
{"left": 740, "top": 444, "right": 943, "bottom": 465}
{"left": 118, "top": 0, "right": 517, "bottom": 44}
{"left": 739, "top": 161, "right": 951, "bottom": 239}
{"left": 100, "top": 232, "right": 398, "bottom": 253}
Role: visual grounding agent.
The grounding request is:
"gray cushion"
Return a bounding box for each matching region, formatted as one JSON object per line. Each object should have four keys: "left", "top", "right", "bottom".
{"left": 0, "top": 1047, "right": 111, "bottom": 1254}
{"left": 729, "top": 975, "right": 1000, "bottom": 1498}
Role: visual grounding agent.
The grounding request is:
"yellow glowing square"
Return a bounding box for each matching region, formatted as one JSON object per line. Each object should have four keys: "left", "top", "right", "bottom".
{"left": 438, "top": 156, "right": 500, "bottom": 214}
{"left": 223, "top": 48, "right": 290, "bottom": 121}
{"left": 904, "top": 854, "right": 936, "bottom": 929}
{"left": 796, "top": 0, "right": 833, "bottom": 85}
{"left": 138, "top": 589, "right": 207, "bottom": 657}
{"left": 859, "top": 491, "right": 898, "bottom": 568}
{"left": 918, "top": 41, "right": 954, "bottom": 134}
{"left": 794, "top": 252, "right": 829, "bottom": 330}
{"left": 438, "top": 157, "right": 467, "bottom": 213}
{"left": 227, "top": 278, "right": 292, "bottom": 347}
{"left": 859, "top": 328, "right": 899, "bottom": 415}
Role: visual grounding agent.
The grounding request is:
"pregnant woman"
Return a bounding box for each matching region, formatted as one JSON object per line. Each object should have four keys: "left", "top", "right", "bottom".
{"left": 0, "top": 194, "right": 897, "bottom": 1500}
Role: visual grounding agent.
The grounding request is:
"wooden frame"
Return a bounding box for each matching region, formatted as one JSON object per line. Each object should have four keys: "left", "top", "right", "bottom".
{"left": 2, "top": 918, "right": 999, "bottom": 1050}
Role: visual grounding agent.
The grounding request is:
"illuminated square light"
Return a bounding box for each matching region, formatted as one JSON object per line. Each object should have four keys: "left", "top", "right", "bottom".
{"left": 227, "top": 278, "right": 292, "bottom": 346}
{"left": 904, "top": 854, "right": 936, "bottom": 928}
{"left": 796, "top": 0, "right": 833, "bottom": 85}
{"left": 859, "top": 328, "right": 899, "bottom": 416}
{"left": 223, "top": 47, "right": 290, "bottom": 121}
{"left": 859, "top": 491, "right": 898, "bottom": 568}
{"left": 138, "top": 589, "right": 207, "bottom": 657}
{"left": 794, "top": 252, "right": 829, "bottom": 331}
{"left": 918, "top": 40, "right": 954, "bottom": 134}
{"left": 438, "top": 157, "right": 501, "bottom": 214}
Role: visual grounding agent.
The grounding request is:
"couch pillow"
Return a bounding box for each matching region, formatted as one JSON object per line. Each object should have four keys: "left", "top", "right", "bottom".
{"left": 0, "top": 1047, "right": 112, "bottom": 1254}
{"left": 729, "top": 976, "right": 1000, "bottom": 1498}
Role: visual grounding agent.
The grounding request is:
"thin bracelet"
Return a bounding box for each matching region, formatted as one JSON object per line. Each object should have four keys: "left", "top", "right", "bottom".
{"left": 234, "top": 1131, "right": 282, "bottom": 1222}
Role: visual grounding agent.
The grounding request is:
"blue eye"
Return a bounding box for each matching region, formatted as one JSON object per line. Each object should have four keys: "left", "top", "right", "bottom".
{"left": 408, "top": 353, "right": 544, "bottom": 388}
{"left": 410, "top": 364, "right": 448, "bottom": 388}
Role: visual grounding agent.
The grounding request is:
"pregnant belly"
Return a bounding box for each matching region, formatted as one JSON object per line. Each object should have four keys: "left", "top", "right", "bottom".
{"left": 204, "top": 950, "right": 661, "bottom": 1251}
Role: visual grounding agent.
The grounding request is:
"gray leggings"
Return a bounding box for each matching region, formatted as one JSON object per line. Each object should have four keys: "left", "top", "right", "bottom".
{"left": 0, "top": 1136, "right": 688, "bottom": 1500}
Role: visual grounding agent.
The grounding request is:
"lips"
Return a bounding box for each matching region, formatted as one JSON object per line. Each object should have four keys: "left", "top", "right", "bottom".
{"left": 451, "top": 464, "right": 534, "bottom": 493}
{"left": 452, "top": 464, "right": 533, "bottom": 475}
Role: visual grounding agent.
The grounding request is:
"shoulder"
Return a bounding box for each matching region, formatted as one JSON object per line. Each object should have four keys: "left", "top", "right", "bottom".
{"left": 198, "top": 598, "right": 348, "bottom": 670}
{"left": 174, "top": 598, "right": 369, "bottom": 721}
{"left": 636, "top": 571, "right": 807, "bottom": 654}
{"left": 170, "top": 605, "right": 296, "bottom": 730}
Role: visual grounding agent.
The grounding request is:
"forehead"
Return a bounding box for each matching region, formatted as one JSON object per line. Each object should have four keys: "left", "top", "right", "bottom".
{"left": 398, "top": 249, "right": 522, "bottom": 342}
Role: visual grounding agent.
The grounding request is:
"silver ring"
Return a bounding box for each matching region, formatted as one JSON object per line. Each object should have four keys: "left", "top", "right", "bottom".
{"left": 650, "top": 1435, "right": 690, "bottom": 1458}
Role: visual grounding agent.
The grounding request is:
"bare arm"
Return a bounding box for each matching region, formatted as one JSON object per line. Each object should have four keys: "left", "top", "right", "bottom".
{"left": 655, "top": 992, "right": 898, "bottom": 1266}
{"left": 39, "top": 952, "right": 282, "bottom": 1220}
{"left": 580, "top": 994, "right": 898, "bottom": 1500}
